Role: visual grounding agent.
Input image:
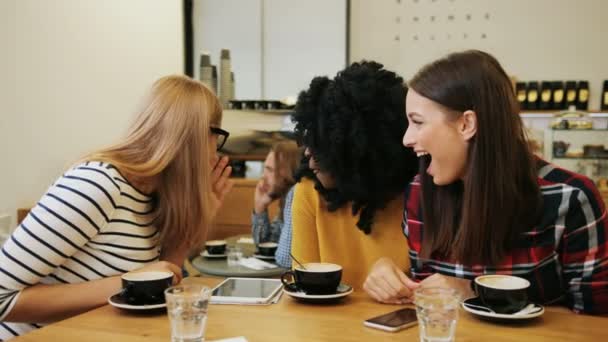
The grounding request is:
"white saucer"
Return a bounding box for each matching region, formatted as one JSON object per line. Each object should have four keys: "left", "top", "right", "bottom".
{"left": 108, "top": 293, "right": 166, "bottom": 311}
{"left": 461, "top": 297, "right": 544, "bottom": 320}
{"left": 283, "top": 284, "right": 353, "bottom": 303}
{"left": 253, "top": 254, "right": 275, "bottom": 261}
{"left": 201, "top": 250, "right": 227, "bottom": 258}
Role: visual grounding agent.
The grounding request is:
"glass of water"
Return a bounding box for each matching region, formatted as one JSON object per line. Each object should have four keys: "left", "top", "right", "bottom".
{"left": 414, "top": 287, "right": 460, "bottom": 342}
{"left": 165, "top": 284, "right": 211, "bottom": 342}
{"left": 227, "top": 245, "right": 243, "bottom": 267}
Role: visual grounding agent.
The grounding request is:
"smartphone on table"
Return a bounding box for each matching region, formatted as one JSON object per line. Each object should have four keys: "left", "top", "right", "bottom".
{"left": 363, "top": 308, "right": 418, "bottom": 332}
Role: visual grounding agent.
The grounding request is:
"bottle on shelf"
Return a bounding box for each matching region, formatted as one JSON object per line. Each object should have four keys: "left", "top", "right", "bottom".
{"left": 552, "top": 81, "right": 565, "bottom": 110}
{"left": 565, "top": 81, "right": 578, "bottom": 109}
{"left": 601, "top": 80, "right": 608, "bottom": 111}
{"left": 526, "top": 81, "right": 540, "bottom": 110}
{"left": 576, "top": 81, "right": 589, "bottom": 110}
{"left": 199, "top": 52, "right": 217, "bottom": 94}
{"left": 515, "top": 82, "right": 527, "bottom": 110}
{"left": 219, "top": 48, "right": 233, "bottom": 107}
{"left": 539, "top": 81, "right": 553, "bottom": 110}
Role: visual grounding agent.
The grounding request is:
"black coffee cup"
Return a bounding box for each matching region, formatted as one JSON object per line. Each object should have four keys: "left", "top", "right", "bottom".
{"left": 474, "top": 275, "right": 530, "bottom": 314}
{"left": 205, "top": 240, "right": 227, "bottom": 255}
{"left": 120, "top": 271, "right": 174, "bottom": 305}
{"left": 257, "top": 242, "right": 278, "bottom": 257}
{"left": 281, "top": 263, "right": 342, "bottom": 295}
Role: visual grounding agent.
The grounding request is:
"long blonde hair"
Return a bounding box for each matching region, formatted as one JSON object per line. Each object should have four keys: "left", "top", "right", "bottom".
{"left": 84, "top": 75, "right": 222, "bottom": 250}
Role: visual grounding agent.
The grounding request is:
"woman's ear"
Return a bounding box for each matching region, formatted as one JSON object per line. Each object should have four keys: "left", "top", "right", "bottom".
{"left": 460, "top": 110, "right": 477, "bottom": 141}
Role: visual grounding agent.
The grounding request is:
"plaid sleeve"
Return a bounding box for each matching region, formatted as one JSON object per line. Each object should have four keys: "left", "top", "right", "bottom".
{"left": 559, "top": 180, "right": 608, "bottom": 314}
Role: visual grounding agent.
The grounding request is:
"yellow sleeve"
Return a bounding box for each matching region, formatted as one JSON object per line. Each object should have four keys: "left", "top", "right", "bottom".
{"left": 291, "top": 179, "right": 320, "bottom": 266}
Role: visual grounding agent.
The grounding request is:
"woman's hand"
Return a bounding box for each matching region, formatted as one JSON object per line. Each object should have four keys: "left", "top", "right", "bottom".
{"left": 209, "top": 155, "right": 234, "bottom": 220}
{"left": 419, "top": 273, "right": 474, "bottom": 299}
{"left": 363, "top": 257, "right": 419, "bottom": 304}
{"left": 253, "top": 180, "right": 274, "bottom": 214}
{"left": 128, "top": 261, "right": 183, "bottom": 285}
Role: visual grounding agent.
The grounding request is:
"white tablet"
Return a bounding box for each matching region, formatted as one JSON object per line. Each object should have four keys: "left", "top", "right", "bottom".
{"left": 210, "top": 277, "right": 283, "bottom": 304}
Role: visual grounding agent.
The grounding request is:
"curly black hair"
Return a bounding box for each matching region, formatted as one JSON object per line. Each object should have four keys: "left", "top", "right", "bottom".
{"left": 292, "top": 61, "right": 418, "bottom": 234}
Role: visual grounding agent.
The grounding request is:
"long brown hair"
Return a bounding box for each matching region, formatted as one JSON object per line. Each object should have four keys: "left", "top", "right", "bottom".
{"left": 409, "top": 50, "right": 542, "bottom": 265}
{"left": 84, "top": 75, "right": 222, "bottom": 251}
{"left": 270, "top": 141, "right": 301, "bottom": 218}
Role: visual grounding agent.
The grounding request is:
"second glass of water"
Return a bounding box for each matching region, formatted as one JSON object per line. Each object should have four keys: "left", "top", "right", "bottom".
{"left": 165, "top": 284, "right": 211, "bottom": 342}
{"left": 227, "top": 245, "right": 243, "bottom": 267}
{"left": 414, "top": 287, "right": 460, "bottom": 342}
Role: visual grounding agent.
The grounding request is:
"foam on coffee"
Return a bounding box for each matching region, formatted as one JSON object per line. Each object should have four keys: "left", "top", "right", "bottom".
{"left": 122, "top": 271, "right": 173, "bottom": 282}
{"left": 206, "top": 240, "right": 226, "bottom": 246}
{"left": 258, "top": 242, "right": 278, "bottom": 248}
{"left": 297, "top": 263, "right": 342, "bottom": 273}
{"left": 475, "top": 275, "right": 530, "bottom": 290}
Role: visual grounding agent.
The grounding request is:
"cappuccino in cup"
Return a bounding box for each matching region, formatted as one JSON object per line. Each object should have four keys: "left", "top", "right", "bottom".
{"left": 205, "top": 240, "right": 227, "bottom": 255}
{"left": 474, "top": 275, "right": 530, "bottom": 314}
{"left": 257, "top": 242, "right": 278, "bottom": 257}
{"left": 121, "top": 271, "right": 174, "bottom": 305}
{"left": 281, "top": 262, "right": 342, "bottom": 295}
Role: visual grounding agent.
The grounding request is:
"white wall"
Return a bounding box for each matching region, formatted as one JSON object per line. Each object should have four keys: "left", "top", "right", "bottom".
{"left": 351, "top": 0, "right": 608, "bottom": 110}
{"left": 263, "top": 0, "right": 346, "bottom": 100}
{"left": 193, "top": 0, "right": 346, "bottom": 100}
{"left": 0, "top": 0, "right": 18, "bottom": 233}
{"left": 193, "top": 0, "right": 262, "bottom": 99}
{"left": 0, "top": 0, "right": 184, "bottom": 229}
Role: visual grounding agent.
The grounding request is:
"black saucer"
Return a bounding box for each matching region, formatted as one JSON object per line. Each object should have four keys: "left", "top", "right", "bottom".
{"left": 283, "top": 284, "right": 353, "bottom": 304}
{"left": 461, "top": 297, "right": 544, "bottom": 322}
{"left": 108, "top": 293, "right": 167, "bottom": 312}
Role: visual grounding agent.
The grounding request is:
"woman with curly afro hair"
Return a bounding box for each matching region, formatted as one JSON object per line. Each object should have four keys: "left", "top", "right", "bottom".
{"left": 290, "top": 61, "right": 418, "bottom": 288}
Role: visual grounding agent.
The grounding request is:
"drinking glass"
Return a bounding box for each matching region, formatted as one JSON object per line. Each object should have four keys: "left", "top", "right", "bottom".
{"left": 227, "top": 245, "right": 243, "bottom": 267}
{"left": 165, "top": 284, "right": 211, "bottom": 342}
{"left": 414, "top": 287, "right": 460, "bottom": 342}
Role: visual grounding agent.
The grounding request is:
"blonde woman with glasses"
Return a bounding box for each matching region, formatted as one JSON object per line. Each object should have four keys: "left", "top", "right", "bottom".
{"left": 0, "top": 75, "right": 233, "bottom": 339}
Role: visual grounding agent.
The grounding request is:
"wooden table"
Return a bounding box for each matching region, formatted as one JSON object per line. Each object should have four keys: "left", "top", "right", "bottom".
{"left": 14, "top": 277, "right": 605, "bottom": 342}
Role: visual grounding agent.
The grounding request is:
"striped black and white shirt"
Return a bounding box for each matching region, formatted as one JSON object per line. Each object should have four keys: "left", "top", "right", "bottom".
{"left": 0, "top": 162, "right": 160, "bottom": 340}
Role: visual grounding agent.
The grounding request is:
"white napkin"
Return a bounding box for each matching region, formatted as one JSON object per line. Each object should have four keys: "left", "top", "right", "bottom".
{"left": 210, "top": 337, "right": 248, "bottom": 342}
{"left": 236, "top": 237, "right": 254, "bottom": 244}
{"left": 238, "top": 257, "right": 278, "bottom": 270}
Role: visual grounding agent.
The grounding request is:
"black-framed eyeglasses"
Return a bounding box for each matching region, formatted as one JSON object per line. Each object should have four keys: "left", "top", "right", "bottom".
{"left": 210, "top": 127, "right": 230, "bottom": 151}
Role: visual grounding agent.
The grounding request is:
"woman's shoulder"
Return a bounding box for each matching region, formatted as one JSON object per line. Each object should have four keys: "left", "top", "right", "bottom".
{"left": 64, "top": 161, "right": 124, "bottom": 190}
{"left": 536, "top": 160, "right": 605, "bottom": 223}
{"left": 537, "top": 160, "right": 600, "bottom": 199}
{"left": 294, "top": 178, "right": 317, "bottom": 196}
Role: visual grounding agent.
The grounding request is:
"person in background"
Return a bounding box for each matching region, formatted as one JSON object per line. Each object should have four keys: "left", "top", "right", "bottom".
{"left": 252, "top": 141, "right": 301, "bottom": 268}
{"left": 0, "top": 75, "right": 234, "bottom": 339}
{"left": 290, "top": 61, "right": 419, "bottom": 289}
{"left": 364, "top": 50, "right": 608, "bottom": 314}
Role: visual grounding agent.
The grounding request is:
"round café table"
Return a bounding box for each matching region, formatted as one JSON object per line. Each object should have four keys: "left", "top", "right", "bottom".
{"left": 190, "top": 235, "right": 288, "bottom": 278}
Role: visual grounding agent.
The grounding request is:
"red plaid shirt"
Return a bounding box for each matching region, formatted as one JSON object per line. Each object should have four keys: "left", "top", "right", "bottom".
{"left": 403, "top": 159, "right": 608, "bottom": 314}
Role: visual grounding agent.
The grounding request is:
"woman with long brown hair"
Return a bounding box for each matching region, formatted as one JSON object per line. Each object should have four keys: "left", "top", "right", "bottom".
{"left": 364, "top": 50, "right": 607, "bottom": 314}
{"left": 0, "top": 75, "right": 233, "bottom": 338}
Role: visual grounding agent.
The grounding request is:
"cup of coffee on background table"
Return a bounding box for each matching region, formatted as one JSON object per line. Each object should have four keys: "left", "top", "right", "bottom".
{"left": 121, "top": 271, "right": 174, "bottom": 305}
{"left": 474, "top": 275, "right": 530, "bottom": 314}
{"left": 205, "top": 240, "right": 227, "bottom": 255}
{"left": 257, "top": 242, "right": 278, "bottom": 257}
{"left": 281, "top": 262, "right": 342, "bottom": 295}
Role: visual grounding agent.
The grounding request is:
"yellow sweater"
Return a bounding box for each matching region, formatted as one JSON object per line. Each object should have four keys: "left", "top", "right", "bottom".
{"left": 291, "top": 179, "right": 410, "bottom": 289}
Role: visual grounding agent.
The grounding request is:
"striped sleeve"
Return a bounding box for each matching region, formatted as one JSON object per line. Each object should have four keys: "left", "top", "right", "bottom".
{"left": 559, "top": 179, "right": 608, "bottom": 314}
{"left": 0, "top": 163, "right": 119, "bottom": 321}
